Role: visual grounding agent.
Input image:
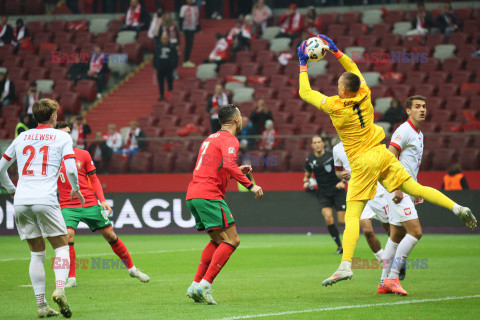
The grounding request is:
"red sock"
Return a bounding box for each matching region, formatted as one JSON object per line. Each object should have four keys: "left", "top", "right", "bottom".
{"left": 110, "top": 238, "right": 134, "bottom": 269}
{"left": 203, "top": 242, "right": 236, "bottom": 284}
{"left": 68, "top": 242, "right": 76, "bottom": 278}
{"left": 194, "top": 241, "right": 218, "bottom": 282}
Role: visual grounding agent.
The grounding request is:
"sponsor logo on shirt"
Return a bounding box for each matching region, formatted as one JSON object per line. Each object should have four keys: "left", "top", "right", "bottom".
{"left": 394, "top": 134, "right": 402, "bottom": 143}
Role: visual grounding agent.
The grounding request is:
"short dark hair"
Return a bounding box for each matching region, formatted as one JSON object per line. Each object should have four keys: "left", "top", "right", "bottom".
{"left": 29, "top": 81, "right": 37, "bottom": 87}
{"left": 33, "top": 98, "right": 60, "bottom": 123}
{"left": 405, "top": 95, "right": 426, "bottom": 109}
{"left": 218, "top": 104, "right": 239, "bottom": 125}
{"left": 342, "top": 72, "right": 361, "bottom": 93}
{"left": 55, "top": 121, "right": 71, "bottom": 130}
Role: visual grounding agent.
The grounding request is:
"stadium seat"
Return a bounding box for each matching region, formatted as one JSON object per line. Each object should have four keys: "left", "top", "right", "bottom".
{"left": 431, "top": 148, "right": 457, "bottom": 171}
{"left": 419, "top": 149, "right": 432, "bottom": 171}
{"left": 289, "top": 151, "right": 310, "bottom": 171}
{"left": 449, "top": 135, "right": 472, "bottom": 149}
{"left": 370, "top": 85, "right": 389, "bottom": 100}
{"left": 144, "top": 127, "right": 163, "bottom": 138}
{"left": 393, "top": 84, "right": 413, "bottom": 101}
{"left": 151, "top": 102, "right": 173, "bottom": 116}
{"left": 392, "top": 22, "right": 412, "bottom": 36}
{"left": 203, "top": 78, "right": 223, "bottom": 92}
{"left": 54, "top": 32, "right": 74, "bottom": 44}
{"left": 427, "top": 71, "right": 449, "bottom": 86}
{"left": 28, "top": 67, "right": 48, "bottom": 81}
{"left": 171, "top": 102, "right": 195, "bottom": 115}
{"left": 463, "top": 20, "right": 479, "bottom": 35}
{"left": 413, "top": 83, "right": 435, "bottom": 97}
{"left": 385, "top": 10, "right": 405, "bottom": 23}
{"left": 262, "top": 61, "right": 282, "bottom": 78}
{"left": 455, "top": 8, "right": 473, "bottom": 24}
{"left": 361, "top": 9, "right": 383, "bottom": 26}
{"left": 28, "top": 20, "right": 47, "bottom": 34}
{"left": 60, "top": 43, "right": 79, "bottom": 54}
{"left": 89, "top": 18, "right": 110, "bottom": 35}
{"left": 74, "top": 32, "right": 94, "bottom": 46}
{"left": 153, "top": 152, "right": 175, "bottom": 173}
{"left": 375, "top": 97, "right": 393, "bottom": 113}
{"left": 173, "top": 153, "right": 197, "bottom": 173}
{"left": 396, "top": 61, "right": 417, "bottom": 74}
{"left": 277, "top": 88, "right": 297, "bottom": 100}
{"left": 116, "top": 31, "right": 137, "bottom": 45}
{"left": 224, "top": 81, "right": 244, "bottom": 91}
{"left": 49, "top": 20, "right": 68, "bottom": 32}
{"left": 2, "top": 55, "right": 23, "bottom": 68}
{"left": 268, "top": 75, "right": 290, "bottom": 90}
{"left": 60, "top": 92, "right": 81, "bottom": 114}
{"left": 433, "top": 44, "right": 456, "bottom": 62}
{"left": 238, "top": 101, "right": 256, "bottom": 116}
{"left": 33, "top": 32, "right": 52, "bottom": 45}
{"left": 123, "top": 43, "right": 143, "bottom": 64}
{"left": 54, "top": 80, "right": 74, "bottom": 93}
{"left": 348, "top": 23, "right": 368, "bottom": 37}
{"left": 371, "top": 23, "right": 391, "bottom": 38}
{"left": 109, "top": 154, "right": 129, "bottom": 174}
{"left": 255, "top": 50, "right": 276, "bottom": 66}
{"left": 421, "top": 122, "right": 440, "bottom": 133}
{"left": 22, "top": 56, "right": 44, "bottom": 70}
{"left": 356, "top": 35, "right": 378, "bottom": 48}
{"left": 319, "top": 13, "right": 339, "bottom": 25}
{"left": 465, "top": 58, "right": 480, "bottom": 74}
{"left": 240, "top": 63, "right": 260, "bottom": 77}
{"left": 108, "top": 19, "right": 123, "bottom": 33}
{"left": 292, "top": 112, "right": 314, "bottom": 126}
{"left": 130, "top": 153, "right": 153, "bottom": 173}
{"left": 458, "top": 148, "right": 480, "bottom": 170}
{"left": 189, "top": 89, "right": 209, "bottom": 107}
{"left": 276, "top": 123, "right": 297, "bottom": 135}
{"left": 14, "top": 80, "right": 29, "bottom": 99}
{"left": 405, "top": 71, "right": 427, "bottom": 86}
{"left": 196, "top": 63, "right": 217, "bottom": 80}
{"left": 250, "top": 39, "right": 269, "bottom": 53}
{"left": 426, "top": 97, "right": 444, "bottom": 110}
{"left": 371, "top": 61, "right": 393, "bottom": 73}
{"left": 136, "top": 30, "right": 153, "bottom": 51}
{"left": 424, "top": 136, "right": 446, "bottom": 149}
{"left": 283, "top": 138, "right": 305, "bottom": 152}
{"left": 437, "top": 84, "right": 459, "bottom": 99}
{"left": 270, "top": 38, "right": 291, "bottom": 54}
{"left": 233, "top": 88, "right": 255, "bottom": 104}
{"left": 261, "top": 26, "right": 281, "bottom": 41}
{"left": 5, "top": 1, "right": 22, "bottom": 14}
{"left": 75, "top": 80, "right": 97, "bottom": 102}
{"left": 284, "top": 99, "right": 304, "bottom": 113}
{"left": 457, "top": 45, "right": 475, "bottom": 60}
{"left": 254, "top": 87, "right": 276, "bottom": 100}
{"left": 448, "top": 32, "right": 468, "bottom": 48}
{"left": 312, "top": 74, "right": 335, "bottom": 88}
{"left": 218, "top": 63, "right": 239, "bottom": 78}
{"left": 418, "top": 58, "right": 440, "bottom": 73}
{"left": 25, "top": 0, "right": 45, "bottom": 14}
{"left": 336, "top": 35, "right": 355, "bottom": 48}
{"left": 298, "top": 123, "right": 321, "bottom": 135}
{"left": 328, "top": 24, "right": 347, "bottom": 36}
{"left": 36, "top": 80, "right": 54, "bottom": 93}
{"left": 236, "top": 51, "right": 253, "bottom": 65}
{"left": 345, "top": 46, "right": 365, "bottom": 60}
{"left": 426, "top": 34, "right": 445, "bottom": 47}
{"left": 266, "top": 150, "right": 289, "bottom": 172}
{"left": 430, "top": 109, "right": 454, "bottom": 122}
{"left": 445, "top": 97, "right": 468, "bottom": 110}
{"left": 95, "top": 32, "right": 116, "bottom": 45}
{"left": 450, "top": 71, "right": 473, "bottom": 85}
{"left": 343, "top": 11, "right": 362, "bottom": 24}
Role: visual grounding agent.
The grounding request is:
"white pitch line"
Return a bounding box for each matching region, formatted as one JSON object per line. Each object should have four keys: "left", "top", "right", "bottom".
{"left": 0, "top": 245, "right": 272, "bottom": 262}
{"left": 213, "top": 295, "right": 480, "bottom": 320}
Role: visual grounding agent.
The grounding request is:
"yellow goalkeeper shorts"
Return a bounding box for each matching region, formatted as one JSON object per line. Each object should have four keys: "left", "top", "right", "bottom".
{"left": 347, "top": 144, "right": 412, "bottom": 201}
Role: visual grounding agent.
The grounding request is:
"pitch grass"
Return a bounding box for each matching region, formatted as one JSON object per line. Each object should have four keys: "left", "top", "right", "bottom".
{"left": 1, "top": 234, "right": 479, "bottom": 319}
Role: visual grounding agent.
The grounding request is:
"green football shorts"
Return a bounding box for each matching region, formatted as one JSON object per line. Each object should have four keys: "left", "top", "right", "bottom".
{"left": 61, "top": 205, "right": 111, "bottom": 232}
{"left": 186, "top": 199, "right": 235, "bottom": 232}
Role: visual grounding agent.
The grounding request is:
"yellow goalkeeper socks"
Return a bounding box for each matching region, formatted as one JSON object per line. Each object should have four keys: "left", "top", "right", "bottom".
{"left": 399, "top": 178, "right": 456, "bottom": 211}
{"left": 341, "top": 200, "right": 367, "bottom": 262}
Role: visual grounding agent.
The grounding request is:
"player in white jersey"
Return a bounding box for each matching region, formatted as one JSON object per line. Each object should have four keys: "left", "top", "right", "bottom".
{"left": 379, "top": 95, "right": 427, "bottom": 296}
{"left": 333, "top": 142, "right": 392, "bottom": 262}
{"left": 0, "top": 99, "right": 84, "bottom": 318}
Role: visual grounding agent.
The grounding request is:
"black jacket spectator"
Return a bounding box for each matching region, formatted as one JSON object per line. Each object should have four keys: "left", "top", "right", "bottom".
{"left": 12, "top": 19, "right": 29, "bottom": 46}
{"left": 249, "top": 99, "right": 273, "bottom": 134}
{"left": 0, "top": 17, "right": 14, "bottom": 45}
{"left": 0, "top": 72, "right": 15, "bottom": 107}
{"left": 153, "top": 35, "right": 178, "bottom": 100}
{"left": 380, "top": 99, "right": 407, "bottom": 128}
{"left": 68, "top": 61, "right": 89, "bottom": 83}
{"left": 88, "top": 133, "right": 113, "bottom": 174}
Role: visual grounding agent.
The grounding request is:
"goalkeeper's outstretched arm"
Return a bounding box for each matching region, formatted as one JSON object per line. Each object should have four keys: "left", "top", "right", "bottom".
{"left": 298, "top": 71, "right": 329, "bottom": 112}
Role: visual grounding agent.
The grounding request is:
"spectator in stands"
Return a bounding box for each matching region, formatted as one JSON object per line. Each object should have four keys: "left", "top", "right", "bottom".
{"left": 250, "top": 98, "right": 273, "bottom": 134}
{"left": 120, "top": 0, "right": 148, "bottom": 32}
{"left": 205, "top": 33, "right": 229, "bottom": 69}
{"left": 153, "top": 34, "right": 178, "bottom": 101}
{"left": 379, "top": 98, "right": 407, "bottom": 128}
{"left": 71, "top": 116, "right": 92, "bottom": 150}
{"left": 85, "top": 45, "right": 108, "bottom": 97}
{"left": 0, "top": 71, "right": 14, "bottom": 107}
{"left": 65, "top": 0, "right": 80, "bottom": 14}
{"left": 207, "top": 84, "right": 229, "bottom": 133}
{"left": 239, "top": 117, "right": 254, "bottom": 152}
{"left": 441, "top": 163, "right": 469, "bottom": 190}
{"left": 104, "top": 123, "right": 123, "bottom": 152}
{"left": 23, "top": 81, "right": 42, "bottom": 127}
{"left": 0, "top": 16, "right": 13, "bottom": 46}
{"left": 68, "top": 55, "right": 89, "bottom": 83}
{"left": 252, "top": 0, "right": 272, "bottom": 33}
{"left": 277, "top": 4, "right": 304, "bottom": 40}
{"left": 161, "top": 13, "right": 180, "bottom": 48}
{"left": 148, "top": 5, "right": 164, "bottom": 41}
{"left": 227, "top": 19, "right": 252, "bottom": 55}
{"left": 88, "top": 132, "right": 113, "bottom": 173}
{"left": 11, "top": 19, "right": 29, "bottom": 47}
{"left": 179, "top": 0, "right": 200, "bottom": 68}
{"left": 122, "top": 120, "right": 146, "bottom": 155}
{"left": 305, "top": 6, "right": 322, "bottom": 37}
{"left": 258, "top": 119, "right": 279, "bottom": 151}
{"left": 15, "top": 114, "right": 30, "bottom": 138}
{"left": 436, "top": 1, "right": 458, "bottom": 40}
{"left": 407, "top": 1, "right": 434, "bottom": 37}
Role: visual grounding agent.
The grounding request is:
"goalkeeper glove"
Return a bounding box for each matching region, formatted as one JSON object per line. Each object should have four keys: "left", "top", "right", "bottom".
{"left": 297, "top": 40, "right": 309, "bottom": 66}
{"left": 317, "top": 34, "right": 338, "bottom": 52}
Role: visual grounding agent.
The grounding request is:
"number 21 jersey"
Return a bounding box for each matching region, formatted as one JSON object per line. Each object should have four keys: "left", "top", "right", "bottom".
{"left": 3, "top": 125, "right": 75, "bottom": 206}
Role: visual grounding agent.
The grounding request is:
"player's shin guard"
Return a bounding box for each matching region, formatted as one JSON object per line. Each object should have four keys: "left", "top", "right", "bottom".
{"left": 389, "top": 234, "right": 418, "bottom": 279}
{"left": 109, "top": 238, "right": 134, "bottom": 269}
{"left": 203, "top": 242, "right": 236, "bottom": 284}
{"left": 400, "top": 178, "right": 456, "bottom": 211}
{"left": 53, "top": 246, "right": 70, "bottom": 290}
{"left": 68, "top": 242, "right": 76, "bottom": 279}
{"left": 194, "top": 241, "right": 219, "bottom": 283}
{"left": 30, "top": 250, "right": 46, "bottom": 306}
{"left": 341, "top": 201, "right": 366, "bottom": 262}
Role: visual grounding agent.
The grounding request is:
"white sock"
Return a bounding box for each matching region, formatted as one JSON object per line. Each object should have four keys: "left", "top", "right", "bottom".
{"left": 374, "top": 249, "right": 384, "bottom": 262}
{"left": 30, "top": 250, "right": 46, "bottom": 306}
{"left": 191, "top": 281, "right": 199, "bottom": 287}
{"left": 128, "top": 266, "right": 137, "bottom": 273}
{"left": 380, "top": 238, "right": 398, "bottom": 282}
{"left": 53, "top": 246, "right": 70, "bottom": 290}
{"left": 340, "top": 260, "right": 352, "bottom": 270}
{"left": 389, "top": 234, "right": 418, "bottom": 279}
{"left": 199, "top": 279, "right": 211, "bottom": 290}
{"left": 453, "top": 204, "right": 461, "bottom": 215}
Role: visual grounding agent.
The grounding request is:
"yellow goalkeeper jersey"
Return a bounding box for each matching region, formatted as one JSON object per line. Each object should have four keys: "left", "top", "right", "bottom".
{"left": 299, "top": 55, "right": 385, "bottom": 161}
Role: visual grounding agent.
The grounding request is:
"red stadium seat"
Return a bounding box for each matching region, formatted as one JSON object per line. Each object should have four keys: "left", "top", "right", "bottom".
{"left": 266, "top": 150, "right": 289, "bottom": 172}
{"left": 60, "top": 43, "right": 79, "bottom": 54}
{"left": 419, "top": 149, "right": 432, "bottom": 171}
{"left": 370, "top": 85, "right": 389, "bottom": 100}
{"left": 189, "top": 90, "right": 209, "bottom": 107}
{"left": 169, "top": 89, "right": 188, "bottom": 102}
{"left": 405, "top": 71, "right": 427, "bottom": 86}
{"left": 218, "top": 63, "right": 239, "bottom": 78}
{"left": 173, "top": 153, "right": 197, "bottom": 173}
{"left": 137, "top": 30, "right": 153, "bottom": 51}
{"left": 262, "top": 61, "right": 282, "bottom": 78}
{"left": 319, "top": 13, "right": 339, "bottom": 25}
{"left": 74, "top": 32, "right": 93, "bottom": 46}
{"left": 463, "top": 20, "right": 479, "bottom": 35}
{"left": 23, "top": 56, "right": 44, "bottom": 70}
{"left": 203, "top": 78, "right": 223, "bottom": 92}
{"left": 448, "top": 135, "right": 472, "bottom": 149}
{"left": 437, "top": 84, "right": 459, "bottom": 99}
{"left": 342, "top": 11, "right": 362, "bottom": 25}
{"left": 356, "top": 35, "right": 379, "bottom": 47}
{"left": 54, "top": 32, "right": 74, "bottom": 44}
{"left": 2, "top": 55, "right": 23, "bottom": 68}
{"left": 455, "top": 8, "right": 473, "bottom": 24}
{"left": 109, "top": 19, "right": 123, "bottom": 33}
{"left": 2, "top": 105, "right": 22, "bottom": 118}
{"left": 450, "top": 71, "right": 473, "bottom": 85}
{"left": 392, "top": 84, "right": 412, "bottom": 100}
{"left": 255, "top": 50, "right": 275, "bottom": 66}
{"left": 274, "top": 111, "right": 292, "bottom": 126}
{"left": 371, "top": 23, "right": 392, "bottom": 38}
{"left": 25, "top": 0, "right": 45, "bottom": 14}
{"left": 427, "top": 71, "right": 449, "bottom": 86}
{"left": 396, "top": 62, "right": 416, "bottom": 74}
{"left": 153, "top": 152, "right": 175, "bottom": 173}
{"left": 425, "top": 34, "right": 445, "bottom": 47}
{"left": 418, "top": 58, "right": 440, "bottom": 73}
{"left": 250, "top": 39, "right": 269, "bottom": 53}
{"left": 430, "top": 109, "right": 454, "bottom": 122}
{"left": 448, "top": 32, "right": 468, "bottom": 48}
{"left": 284, "top": 99, "right": 305, "bottom": 113}
{"left": 80, "top": 43, "right": 96, "bottom": 55}
{"left": 240, "top": 63, "right": 260, "bottom": 76}
{"left": 144, "top": 127, "right": 163, "bottom": 138}
{"left": 465, "top": 58, "right": 480, "bottom": 74}
{"left": 456, "top": 45, "right": 475, "bottom": 60}
{"left": 14, "top": 80, "right": 29, "bottom": 99}
{"left": 336, "top": 35, "right": 355, "bottom": 48}
{"left": 372, "top": 61, "right": 393, "bottom": 73}
{"left": 171, "top": 102, "right": 195, "bottom": 115}
{"left": 348, "top": 23, "right": 368, "bottom": 37}
{"left": 109, "top": 154, "right": 129, "bottom": 174}
{"left": 442, "top": 57, "right": 462, "bottom": 73}
{"left": 431, "top": 148, "right": 457, "bottom": 171}
{"left": 59, "top": 92, "right": 81, "bottom": 114}
{"left": 49, "top": 20, "right": 68, "bottom": 32}
{"left": 458, "top": 148, "right": 480, "bottom": 170}
{"left": 385, "top": 10, "right": 405, "bottom": 23}
{"left": 28, "top": 20, "right": 47, "bottom": 34}
{"left": 328, "top": 24, "right": 347, "bottom": 37}
{"left": 95, "top": 32, "right": 116, "bottom": 45}
{"left": 413, "top": 83, "right": 436, "bottom": 97}
{"left": 54, "top": 80, "right": 74, "bottom": 93}
{"left": 123, "top": 43, "right": 143, "bottom": 64}
{"left": 33, "top": 32, "right": 52, "bottom": 45}
{"left": 236, "top": 51, "right": 253, "bottom": 64}
{"left": 130, "top": 153, "right": 153, "bottom": 173}
{"left": 289, "top": 150, "right": 310, "bottom": 171}
{"left": 445, "top": 97, "right": 468, "bottom": 111}
{"left": 277, "top": 88, "right": 297, "bottom": 100}
{"left": 420, "top": 122, "right": 440, "bottom": 133}
{"left": 283, "top": 138, "right": 305, "bottom": 152}
{"left": 298, "top": 123, "right": 321, "bottom": 135}
{"left": 75, "top": 80, "right": 97, "bottom": 102}
{"left": 254, "top": 87, "right": 276, "bottom": 100}
{"left": 28, "top": 67, "right": 48, "bottom": 81}
{"left": 424, "top": 136, "right": 446, "bottom": 149}
{"left": 425, "top": 97, "right": 443, "bottom": 110}
{"left": 312, "top": 74, "right": 335, "bottom": 88}
{"left": 269, "top": 75, "right": 290, "bottom": 90}
{"left": 103, "top": 42, "right": 122, "bottom": 53}
{"left": 5, "top": 1, "right": 22, "bottom": 14}
{"left": 291, "top": 112, "right": 314, "bottom": 126}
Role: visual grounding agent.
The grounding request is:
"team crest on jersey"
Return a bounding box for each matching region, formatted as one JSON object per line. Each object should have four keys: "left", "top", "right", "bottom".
{"left": 228, "top": 147, "right": 235, "bottom": 154}
{"left": 76, "top": 161, "right": 82, "bottom": 169}
{"left": 404, "top": 208, "right": 411, "bottom": 216}
{"left": 394, "top": 134, "right": 402, "bottom": 143}
{"left": 324, "top": 164, "right": 332, "bottom": 172}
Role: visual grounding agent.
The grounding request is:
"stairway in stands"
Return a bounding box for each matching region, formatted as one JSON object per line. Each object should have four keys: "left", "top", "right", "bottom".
{"left": 86, "top": 19, "right": 235, "bottom": 134}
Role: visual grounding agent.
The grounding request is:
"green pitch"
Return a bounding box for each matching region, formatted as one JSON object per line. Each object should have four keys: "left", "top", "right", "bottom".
{"left": 1, "top": 233, "right": 479, "bottom": 319}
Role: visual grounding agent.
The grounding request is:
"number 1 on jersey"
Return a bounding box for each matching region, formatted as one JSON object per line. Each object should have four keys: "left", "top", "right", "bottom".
{"left": 22, "top": 145, "right": 50, "bottom": 176}
{"left": 353, "top": 103, "right": 365, "bottom": 128}
{"left": 195, "top": 141, "right": 210, "bottom": 170}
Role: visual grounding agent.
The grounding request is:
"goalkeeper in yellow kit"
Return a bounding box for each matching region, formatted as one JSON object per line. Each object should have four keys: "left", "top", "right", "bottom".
{"left": 297, "top": 35, "right": 477, "bottom": 287}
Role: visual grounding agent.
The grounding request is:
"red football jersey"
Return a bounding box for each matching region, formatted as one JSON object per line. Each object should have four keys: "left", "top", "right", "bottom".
{"left": 57, "top": 148, "right": 99, "bottom": 208}
{"left": 186, "top": 130, "right": 253, "bottom": 200}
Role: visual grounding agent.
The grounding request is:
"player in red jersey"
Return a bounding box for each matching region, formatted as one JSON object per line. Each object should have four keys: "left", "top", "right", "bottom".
{"left": 55, "top": 122, "right": 149, "bottom": 287}
{"left": 186, "top": 104, "right": 264, "bottom": 305}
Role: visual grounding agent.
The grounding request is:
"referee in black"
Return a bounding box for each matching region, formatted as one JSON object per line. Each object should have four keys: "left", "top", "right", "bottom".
{"left": 304, "top": 136, "right": 346, "bottom": 254}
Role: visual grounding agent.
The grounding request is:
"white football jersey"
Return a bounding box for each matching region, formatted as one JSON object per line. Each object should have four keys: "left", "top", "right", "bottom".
{"left": 389, "top": 120, "right": 424, "bottom": 181}
{"left": 3, "top": 125, "right": 75, "bottom": 206}
{"left": 333, "top": 142, "right": 386, "bottom": 197}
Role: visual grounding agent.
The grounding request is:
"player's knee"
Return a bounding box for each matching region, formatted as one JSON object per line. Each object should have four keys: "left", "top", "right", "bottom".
{"left": 363, "top": 228, "right": 374, "bottom": 238}
{"left": 411, "top": 231, "right": 422, "bottom": 240}
{"left": 231, "top": 235, "right": 240, "bottom": 247}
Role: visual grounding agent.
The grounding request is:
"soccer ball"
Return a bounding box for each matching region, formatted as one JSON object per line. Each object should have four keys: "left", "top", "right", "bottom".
{"left": 306, "top": 37, "right": 328, "bottom": 62}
